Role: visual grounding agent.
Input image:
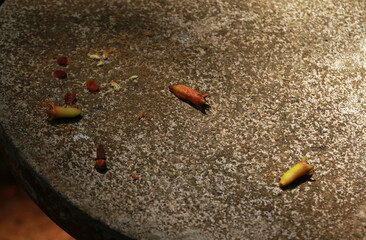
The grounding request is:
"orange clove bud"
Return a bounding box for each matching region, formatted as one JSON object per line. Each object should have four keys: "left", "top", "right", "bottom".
{"left": 279, "top": 156, "right": 314, "bottom": 187}
{"left": 169, "top": 84, "right": 209, "bottom": 110}
{"left": 44, "top": 102, "right": 82, "bottom": 120}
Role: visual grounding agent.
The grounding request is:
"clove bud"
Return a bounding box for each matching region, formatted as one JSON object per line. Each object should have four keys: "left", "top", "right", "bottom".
{"left": 95, "top": 144, "right": 107, "bottom": 172}
{"left": 44, "top": 102, "right": 81, "bottom": 120}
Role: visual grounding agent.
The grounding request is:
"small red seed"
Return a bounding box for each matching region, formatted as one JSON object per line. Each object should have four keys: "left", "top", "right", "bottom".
{"left": 57, "top": 56, "right": 68, "bottom": 67}
{"left": 64, "top": 93, "right": 76, "bottom": 104}
{"left": 86, "top": 80, "right": 100, "bottom": 92}
{"left": 53, "top": 70, "right": 67, "bottom": 79}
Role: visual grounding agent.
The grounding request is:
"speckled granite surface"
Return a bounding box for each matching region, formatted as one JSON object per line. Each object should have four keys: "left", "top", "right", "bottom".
{"left": 1, "top": 0, "right": 366, "bottom": 239}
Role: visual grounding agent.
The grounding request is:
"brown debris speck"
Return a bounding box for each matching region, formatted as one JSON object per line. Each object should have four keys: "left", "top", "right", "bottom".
{"left": 132, "top": 173, "right": 140, "bottom": 181}
{"left": 266, "top": 171, "right": 274, "bottom": 179}
{"left": 101, "top": 49, "right": 119, "bottom": 60}
{"left": 144, "top": 32, "right": 153, "bottom": 37}
{"left": 138, "top": 111, "right": 151, "bottom": 120}
{"left": 138, "top": 111, "right": 145, "bottom": 120}
{"left": 63, "top": 125, "right": 75, "bottom": 136}
{"left": 110, "top": 34, "right": 127, "bottom": 43}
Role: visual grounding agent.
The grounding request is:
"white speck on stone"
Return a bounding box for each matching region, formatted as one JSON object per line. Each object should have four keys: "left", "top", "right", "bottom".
{"left": 73, "top": 133, "right": 90, "bottom": 142}
{"left": 358, "top": 210, "right": 365, "bottom": 218}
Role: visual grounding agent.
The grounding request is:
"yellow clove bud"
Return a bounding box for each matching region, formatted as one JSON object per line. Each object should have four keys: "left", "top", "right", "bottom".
{"left": 279, "top": 156, "right": 314, "bottom": 187}
{"left": 44, "top": 102, "right": 82, "bottom": 120}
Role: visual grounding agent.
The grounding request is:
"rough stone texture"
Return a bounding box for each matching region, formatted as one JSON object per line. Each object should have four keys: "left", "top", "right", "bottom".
{"left": 1, "top": 0, "right": 366, "bottom": 239}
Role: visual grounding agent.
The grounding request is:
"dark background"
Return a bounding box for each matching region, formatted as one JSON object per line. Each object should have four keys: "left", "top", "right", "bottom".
{"left": 0, "top": 154, "right": 74, "bottom": 240}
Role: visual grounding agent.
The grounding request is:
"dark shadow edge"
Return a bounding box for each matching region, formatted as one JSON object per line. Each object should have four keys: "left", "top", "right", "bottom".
{"left": 280, "top": 175, "right": 315, "bottom": 191}
{"left": 0, "top": 124, "right": 134, "bottom": 240}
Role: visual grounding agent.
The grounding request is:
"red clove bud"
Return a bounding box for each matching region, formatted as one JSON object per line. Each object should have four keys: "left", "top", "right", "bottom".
{"left": 95, "top": 159, "right": 106, "bottom": 170}
{"left": 96, "top": 144, "right": 106, "bottom": 160}
{"left": 95, "top": 144, "right": 106, "bottom": 171}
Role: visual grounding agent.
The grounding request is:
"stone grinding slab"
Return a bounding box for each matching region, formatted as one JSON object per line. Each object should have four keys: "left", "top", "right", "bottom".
{"left": 1, "top": 0, "right": 366, "bottom": 239}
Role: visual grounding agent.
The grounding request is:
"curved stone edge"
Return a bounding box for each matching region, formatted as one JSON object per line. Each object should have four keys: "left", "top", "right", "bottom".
{"left": 0, "top": 125, "right": 133, "bottom": 240}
